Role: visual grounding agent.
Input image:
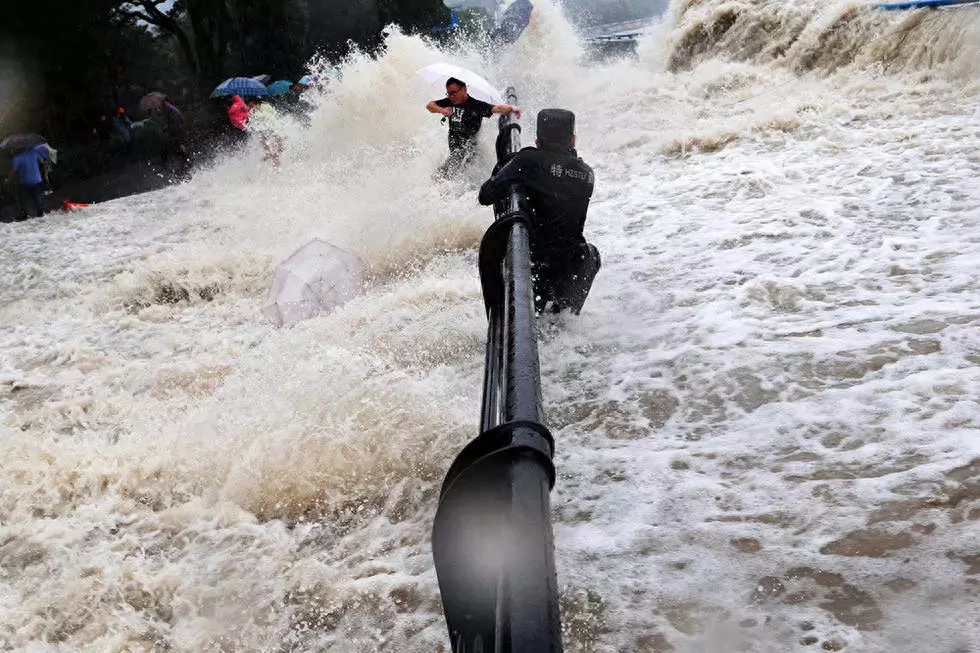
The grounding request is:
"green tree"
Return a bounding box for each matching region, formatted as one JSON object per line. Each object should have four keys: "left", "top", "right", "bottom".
{"left": 4, "top": 0, "right": 137, "bottom": 140}
{"left": 227, "top": 0, "right": 309, "bottom": 76}
{"left": 1, "top": 0, "right": 450, "bottom": 141}
{"left": 379, "top": 0, "right": 449, "bottom": 35}
{"left": 113, "top": 1, "right": 200, "bottom": 82}
{"left": 113, "top": 0, "right": 230, "bottom": 91}
{"left": 307, "top": 0, "right": 449, "bottom": 57}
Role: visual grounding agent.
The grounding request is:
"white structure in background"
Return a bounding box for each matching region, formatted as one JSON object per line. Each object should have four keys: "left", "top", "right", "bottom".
{"left": 443, "top": 0, "right": 505, "bottom": 13}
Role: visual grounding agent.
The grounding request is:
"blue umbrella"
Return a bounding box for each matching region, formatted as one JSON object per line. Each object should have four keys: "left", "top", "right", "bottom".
{"left": 267, "top": 80, "right": 293, "bottom": 96}
{"left": 210, "top": 77, "right": 270, "bottom": 99}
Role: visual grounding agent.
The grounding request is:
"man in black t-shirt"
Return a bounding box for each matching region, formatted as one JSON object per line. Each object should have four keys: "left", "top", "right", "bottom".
{"left": 426, "top": 77, "right": 521, "bottom": 176}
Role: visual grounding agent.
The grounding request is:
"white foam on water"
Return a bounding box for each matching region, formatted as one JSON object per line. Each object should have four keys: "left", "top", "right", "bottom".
{"left": 1, "top": 0, "right": 979, "bottom": 650}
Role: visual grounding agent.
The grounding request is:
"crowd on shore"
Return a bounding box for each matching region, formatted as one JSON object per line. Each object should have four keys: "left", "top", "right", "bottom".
{"left": 1, "top": 78, "right": 320, "bottom": 222}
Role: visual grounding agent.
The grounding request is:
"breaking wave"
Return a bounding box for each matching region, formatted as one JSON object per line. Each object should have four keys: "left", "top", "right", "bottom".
{"left": 1, "top": 0, "right": 979, "bottom": 651}
{"left": 659, "top": 0, "right": 980, "bottom": 77}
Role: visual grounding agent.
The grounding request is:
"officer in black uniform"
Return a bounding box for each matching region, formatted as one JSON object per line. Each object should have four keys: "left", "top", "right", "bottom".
{"left": 478, "top": 108, "right": 600, "bottom": 315}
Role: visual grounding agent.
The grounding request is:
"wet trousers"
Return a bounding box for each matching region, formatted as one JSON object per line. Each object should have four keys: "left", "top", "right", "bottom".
{"left": 532, "top": 242, "right": 601, "bottom": 315}
{"left": 18, "top": 183, "right": 44, "bottom": 219}
{"left": 438, "top": 140, "right": 478, "bottom": 179}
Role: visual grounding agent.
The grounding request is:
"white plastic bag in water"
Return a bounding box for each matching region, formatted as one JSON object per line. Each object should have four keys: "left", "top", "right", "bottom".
{"left": 263, "top": 239, "right": 365, "bottom": 327}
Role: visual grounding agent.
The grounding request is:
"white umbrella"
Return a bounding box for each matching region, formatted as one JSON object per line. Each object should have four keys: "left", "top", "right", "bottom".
{"left": 417, "top": 62, "right": 505, "bottom": 106}
{"left": 262, "top": 239, "right": 365, "bottom": 327}
{"left": 43, "top": 144, "right": 58, "bottom": 165}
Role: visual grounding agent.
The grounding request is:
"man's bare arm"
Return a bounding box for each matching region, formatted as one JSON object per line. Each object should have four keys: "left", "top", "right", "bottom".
{"left": 427, "top": 101, "right": 453, "bottom": 117}
{"left": 491, "top": 104, "right": 522, "bottom": 118}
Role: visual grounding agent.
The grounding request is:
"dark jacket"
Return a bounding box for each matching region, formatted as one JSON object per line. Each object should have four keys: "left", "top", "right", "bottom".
{"left": 478, "top": 145, "right": 594, "bottom": 258}
{"left": 162, "top": 104, "right": 186, "bottom": 136}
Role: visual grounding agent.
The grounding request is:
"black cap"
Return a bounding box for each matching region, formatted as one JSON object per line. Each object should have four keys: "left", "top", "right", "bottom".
{"left": 537, "top": 109, "right": 575, "bottom": 148}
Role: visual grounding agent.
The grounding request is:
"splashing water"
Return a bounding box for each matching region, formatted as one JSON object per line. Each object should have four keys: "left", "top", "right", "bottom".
{"left": 1, "top": 0, "right": 979, "bottom": 650}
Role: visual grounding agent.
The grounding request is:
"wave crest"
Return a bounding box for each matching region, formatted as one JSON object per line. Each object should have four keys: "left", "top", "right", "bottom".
{"left": 662, "top": 0, "right": 980, "bottom": 77}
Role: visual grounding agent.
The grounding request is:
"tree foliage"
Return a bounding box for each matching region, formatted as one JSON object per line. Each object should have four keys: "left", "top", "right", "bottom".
{"left": 2, "top": 0, "right": 447, "bottom": 140}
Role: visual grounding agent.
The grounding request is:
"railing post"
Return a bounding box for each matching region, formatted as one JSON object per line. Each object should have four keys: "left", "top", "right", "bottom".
{"left": 432, "top": 88, "right": 563, "bottom": 653}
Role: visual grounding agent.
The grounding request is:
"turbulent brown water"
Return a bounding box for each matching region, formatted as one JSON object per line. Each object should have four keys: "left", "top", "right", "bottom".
{"left": 1, "top": 1, "right": 978, "bottom": 651}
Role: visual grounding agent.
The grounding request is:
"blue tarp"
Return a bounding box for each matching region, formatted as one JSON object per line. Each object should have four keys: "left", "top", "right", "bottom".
{"left": 433, "top": 11, "right": 461, "bottom": 33}
{"left": 489, "top": 0, "right": 533, "bottom": 44}
{"left": 875, "top": 0, "right": 978, "bottom": 9}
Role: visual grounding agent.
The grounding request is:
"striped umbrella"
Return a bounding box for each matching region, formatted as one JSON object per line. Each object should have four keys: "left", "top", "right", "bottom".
{"left": 210, "top": 77, "right": 269, "bottom": 99}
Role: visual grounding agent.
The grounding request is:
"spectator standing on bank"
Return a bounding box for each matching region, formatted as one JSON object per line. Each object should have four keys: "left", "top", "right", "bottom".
{"left": 160, "top": 98, "right": 190, "bottom": 172}
{"left": 7, "top": 145, "right": 50, "bottom": 220}
{"left": 110, "top": 107, "right": 134, "bottom": 159}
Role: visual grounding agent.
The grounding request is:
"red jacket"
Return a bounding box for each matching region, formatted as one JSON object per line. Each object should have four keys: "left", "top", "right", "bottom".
{"left": 228, "top": 95, "right": 250, "bottom": 131}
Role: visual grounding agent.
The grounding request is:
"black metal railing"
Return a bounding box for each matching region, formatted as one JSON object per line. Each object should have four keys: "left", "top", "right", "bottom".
{"left": 432, "top": 89, "right": 563, "bottom": 653}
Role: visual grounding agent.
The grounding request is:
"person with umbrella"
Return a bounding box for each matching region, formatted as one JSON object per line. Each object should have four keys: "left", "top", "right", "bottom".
{"left": 246, "top": 97, "right": 284, "bottom": 170}
{"left": 425, "top": 75, "right": 521, "bottom": 176}
{"left": 160, "top": 98, "right": 190, "bottom": 172}
{"left": 221, "top": 95, "right": 252, "bottom": 153}
{"left": 283, "top": 81, "right": 317, "bottom": 128}
{"left": 211, "top": 78, "right": 268, "bottom": 147}
{"left": 159, "top": 97, "right": 185, "bottom": 135}
{"left": 109, "top": 107, "right": 135, "bottom": 161}
{"left": 227, "top": 95, "right": 251, "bottom": 140}
{"left": 6, "top": 142, "right": 50, "bottom": 220}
